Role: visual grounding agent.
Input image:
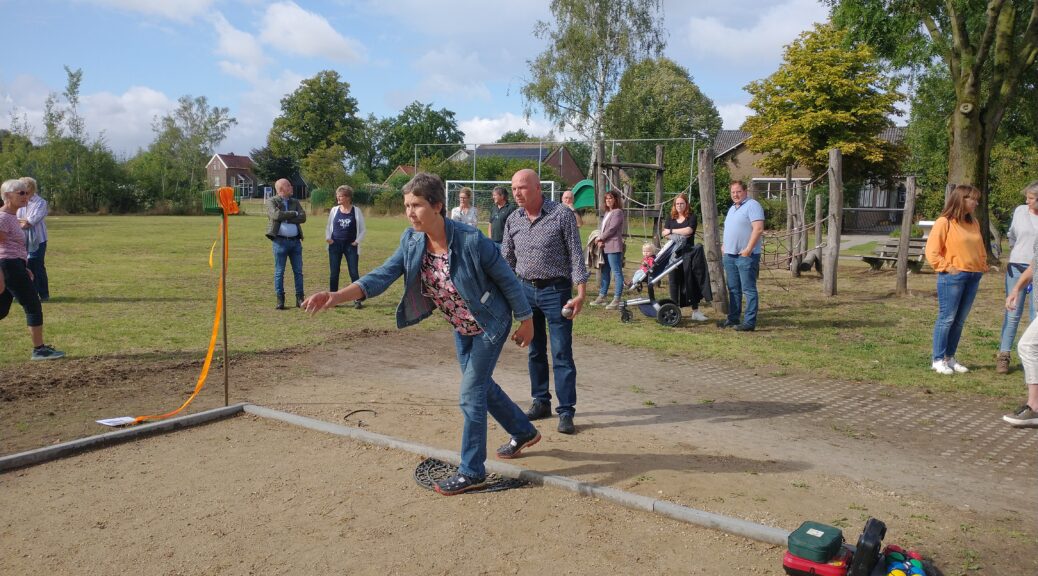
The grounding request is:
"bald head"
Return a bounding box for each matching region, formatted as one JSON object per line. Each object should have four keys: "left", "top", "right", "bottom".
{"left": 510, "top": 168, "right": 543, "bottom": 213}
{"left": 275, "top": 178, "right": 293, "bottom": 198}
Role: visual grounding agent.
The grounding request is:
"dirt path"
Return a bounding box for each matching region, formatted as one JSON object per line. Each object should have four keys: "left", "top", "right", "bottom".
{"left": 1, "top": 328, "right": 1035, "bottom": 575}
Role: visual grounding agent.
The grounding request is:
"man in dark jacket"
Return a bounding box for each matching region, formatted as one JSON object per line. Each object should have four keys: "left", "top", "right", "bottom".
{"left": 266, "top": 178, "right": 307, "bottom": 309}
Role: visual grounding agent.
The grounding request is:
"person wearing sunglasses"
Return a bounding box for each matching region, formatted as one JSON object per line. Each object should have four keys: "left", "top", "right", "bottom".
{"left": 0, "top": 179, "right": 65, "bottom": 360}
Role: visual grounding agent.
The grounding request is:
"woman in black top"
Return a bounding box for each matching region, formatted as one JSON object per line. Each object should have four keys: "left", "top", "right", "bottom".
{"left": 662, "top": 193, "right": 708, "bottom": 322}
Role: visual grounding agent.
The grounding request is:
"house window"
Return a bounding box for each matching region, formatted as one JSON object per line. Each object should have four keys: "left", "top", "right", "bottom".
{"left": 214, "top": 176, "right": 221, "bottom": 186}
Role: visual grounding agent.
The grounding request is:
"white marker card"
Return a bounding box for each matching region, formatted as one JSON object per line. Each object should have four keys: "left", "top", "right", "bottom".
{"left": 96, "top": 416, "right": 137, "bottom": 427}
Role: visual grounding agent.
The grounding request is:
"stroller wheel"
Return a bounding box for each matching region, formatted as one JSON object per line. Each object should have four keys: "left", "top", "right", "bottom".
{"left": 657, "top": 302, "right": 682, "bottom": 327}
{"left": 620, "top": 308, "right": 632, "bottom": 323}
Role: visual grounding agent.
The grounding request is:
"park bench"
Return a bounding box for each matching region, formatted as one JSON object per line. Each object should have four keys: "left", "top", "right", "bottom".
{"left": 860, "top": 237, "right": 928, "bottom": 273}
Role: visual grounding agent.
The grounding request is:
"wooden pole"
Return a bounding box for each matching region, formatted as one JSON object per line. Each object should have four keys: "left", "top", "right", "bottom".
{"left": 784, "top": 166, "right": 794, "bottom": 267}
{"left": 791, "top": 180, "right": 803, "bottom": 277}
{"left": 798, "top": 181, "right": 808, "bottom": 274}
{"left": 697, "top": 148, "right": 727, "bottom": 314}
{"left": 814, "top": 193, "right": 823, "bottom": 262}
{"left": 823, "top": 149, "right": 843, "bottom": 297}
{"left": 896, "top": 176, "right": 917, "bottom": 297}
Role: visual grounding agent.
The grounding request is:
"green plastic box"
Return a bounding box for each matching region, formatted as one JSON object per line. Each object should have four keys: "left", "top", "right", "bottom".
{"left": 787, "top": 521, "right": 844, "bottom": 563}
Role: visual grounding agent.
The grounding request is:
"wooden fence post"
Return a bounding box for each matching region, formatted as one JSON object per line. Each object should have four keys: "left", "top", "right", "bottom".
{"left": 655, "top": 145, "right": 665, "bottom": 243}
{"left": 785, "top": 166, "right": 794, "bottom": 268}
{"left": 823, "top": 149, "right": 843, "bottom": 297}
{"left": 791, "top": 180, "right": 803, "bottom": 277}
{"left": 814, "top": 193, "right": 823, "bottom": 262}
{"left": 896, "top": 176, "right": 917, "bottom": 296}
{"left": 697, "top": 148, "right": 727, "bottom": 314}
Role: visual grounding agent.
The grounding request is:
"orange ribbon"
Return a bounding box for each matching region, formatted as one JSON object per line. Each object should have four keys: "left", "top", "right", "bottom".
{"left": 132, "top": 188, "right": 237, "bottom": 424}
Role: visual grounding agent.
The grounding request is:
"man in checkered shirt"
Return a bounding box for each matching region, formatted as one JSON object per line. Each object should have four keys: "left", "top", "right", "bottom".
{"left": 502, "top": 169, "right": 589, "bottom": 434}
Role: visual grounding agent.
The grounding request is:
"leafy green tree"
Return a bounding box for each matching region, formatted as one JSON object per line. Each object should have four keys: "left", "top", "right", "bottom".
{"left": 828, "top": 0, "right": 1038, "bottom": 257}
{"left": 383, "top": 101, "right": 464, "bottom": 169}
{"left": 301, "top": 143, "right": 349, "bottom": 191}
{"left": 603, "top": 57, "right": 721, "bottom": 196}
{"left": 497, "top": 129, "right": 537, "bottom": 143}
{"left": 521, "top": 0, "right": 666, "bottom": 168}
{"left": 251, "top": 145, "right": 299, "bottom": 184}
{"left": 352, "top": 114, "right": 392, "bottom": 183}
{"left": 742, "top": 23, "right": 904, "bottom": 184}
{"left": 268, "top": 70, "right": 363, "bottom": 162}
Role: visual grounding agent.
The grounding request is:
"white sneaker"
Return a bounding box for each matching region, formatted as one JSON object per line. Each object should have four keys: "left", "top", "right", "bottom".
{"left": 690, "top": 310, "right": 708, "bottom": 322}
{"left": 946, "top": 358, "right": 969, "bottom": 373}
{"left": 931, "top": 359, "right": 954, "bottom": 375}
{"left": 591, "top": 295, "right": 607, "bottom": 306}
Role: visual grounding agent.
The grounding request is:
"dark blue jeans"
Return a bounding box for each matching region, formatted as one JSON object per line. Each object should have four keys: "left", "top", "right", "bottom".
{"left": 0, "top": 258, "right": 43, "bottom": 326}
{"left": 272, "top": 237, "right": 304, "bottom": 296}
{"left": 599, "top": 251, "right": 624, "bottom": 300}
{"left": 722, "top": 253, "right": 760, "bottom": 328}
{"left": 27, "top": 240, "right": 48, "bottom": 300}
{"left": 522, "top": 280, "right": 577, "bottom": 415}
{"left": 328, "top": 240, "right": 359, "bottom": 292}
{"left": 454, "top": 327, "right": 537, "bottom": 479}
{"left": 933, "top": 271, "right": 982, "bottom": 361}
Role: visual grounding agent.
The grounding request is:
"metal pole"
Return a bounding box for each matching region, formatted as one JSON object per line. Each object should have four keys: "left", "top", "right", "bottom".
{"left": 221, "top": 216, "right": 229, "bottom": 406}
{"left": 413, "top": 145, "right": 418, "bottom": 174}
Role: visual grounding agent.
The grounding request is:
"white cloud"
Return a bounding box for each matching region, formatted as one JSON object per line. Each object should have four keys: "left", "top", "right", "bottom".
{"left": 412, "top": 45, "right": 492, "bottom": 102}
{"left": 459, "top": 112, "right": 561, "bottom": 144}
{"left": 679, "top": 0, "right": 829, "bottom": 63}
{"left": 82, "top": 87, "right": 176, "bottom": 156}
{"left": 717, "top": 102, "right": 753, "bottom": 130}
{"left": 210, "top": 12, "right": 267, "bottom": 83}
{"left": 260, "top": 2, "right": 365, "bottom": 64}
{"left": 219, "top": 70, "right": 306, "bottom": 156}
{"left": 86, "top": 0, "right": 215, "bottom": 22}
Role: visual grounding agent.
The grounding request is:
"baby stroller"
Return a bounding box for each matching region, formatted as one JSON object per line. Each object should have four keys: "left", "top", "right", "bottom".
{"left": 618, "top": 235, "right": 693, "bottom": 327}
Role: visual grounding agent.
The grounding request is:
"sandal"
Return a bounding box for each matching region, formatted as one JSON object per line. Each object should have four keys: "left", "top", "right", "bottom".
{"left": 496, "top": 430, "right": 541, "bottom": 459}
{"left": 434, "top": 473, "right": 487, "bottom": 496}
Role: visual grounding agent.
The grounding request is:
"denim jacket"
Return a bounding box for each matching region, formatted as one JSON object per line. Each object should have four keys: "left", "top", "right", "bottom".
{"left": 356, "top": 218, "right": 533, "bottom": 343}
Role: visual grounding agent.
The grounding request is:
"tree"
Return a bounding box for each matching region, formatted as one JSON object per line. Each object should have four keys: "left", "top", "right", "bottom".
{"left": 828, "top": 0, "right": 1038, "bottom": 258}
{"left": 742, "top": 23, "right": 904, "bottom": 184}
{"left": 603, "top": 57, "right": 721, "bottom": 195}
{"left": 497, "top": 129, "right": 537, "bottom": 143}
{"left": 521, "top": 0, "right": 666, "bottom": 169}
{"left": 301, "top": 143, "right": 349, "bottom": 191}
{"left": 351, "top": 114, "right": 392, "bottom": 183}
{"left": 382, "top": 101, "right": 464, "bottom": 170}
{"left": 251, "top": 145, "right": 299, "bottom": 184}
{"left": 268, "top": 70, "right": 363, "bottom": 162}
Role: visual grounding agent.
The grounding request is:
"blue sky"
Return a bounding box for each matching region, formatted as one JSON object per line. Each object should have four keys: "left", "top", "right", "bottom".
{"left": 1, "top": 0, "right": 830, "bottom": 159}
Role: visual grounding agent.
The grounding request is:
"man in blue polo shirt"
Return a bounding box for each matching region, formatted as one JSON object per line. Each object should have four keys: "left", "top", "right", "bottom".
{"left": 719, "top": 180, "right": 765, "bottom": 331}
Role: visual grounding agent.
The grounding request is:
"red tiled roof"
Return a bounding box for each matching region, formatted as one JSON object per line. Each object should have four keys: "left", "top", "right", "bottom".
{"left": 212, "top": 153, "right": 254, "bottom": 170}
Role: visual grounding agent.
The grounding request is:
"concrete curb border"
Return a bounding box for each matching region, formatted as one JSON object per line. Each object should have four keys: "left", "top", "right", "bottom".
{"left": 0, "top": 403, "right": 247, "bottom": 473}
{"left": 245, "top": 404, "right": 791, "bottom": 546}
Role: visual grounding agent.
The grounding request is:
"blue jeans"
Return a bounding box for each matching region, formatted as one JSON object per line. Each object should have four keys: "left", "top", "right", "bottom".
{"left": 933, "top": 271, "right": 983, "bottom": 361}
{"left": 27, "top": 240, "right": 49, "bottom": 300}
{"left": 522, "top": 281, "right": 577, "bottom": 415}
{"left": 722, "top": 253, "right": 760, "bottom": 328}
{"left": 599, "top": 251, "right": 624, "bottom": 299}
{"left": 272, "top": 237, "right": 304, "bottom": 296}
{"left": 328, "top": 240, "right": 359, "bottom": 292}
{"left": 1000, "top": 265, "right": 1035, "bottom": 352}
{"left": 454, "top": 327, "right": 537, "bottom": 479}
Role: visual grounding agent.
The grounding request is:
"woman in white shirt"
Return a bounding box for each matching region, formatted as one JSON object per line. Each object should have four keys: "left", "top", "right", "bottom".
{"left": 326, "top": 185, "right": 366, "bottom": 308}
{"left": 450, "top": 187, "right": 479, "bottom": 228}
{"left": 998, "top": 181, "right": 1038, "bottom": 373}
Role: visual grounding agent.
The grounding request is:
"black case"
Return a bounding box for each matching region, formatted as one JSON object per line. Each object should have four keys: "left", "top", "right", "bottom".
{"left": 848, "top": 518, "right": 887, "bottom": 576}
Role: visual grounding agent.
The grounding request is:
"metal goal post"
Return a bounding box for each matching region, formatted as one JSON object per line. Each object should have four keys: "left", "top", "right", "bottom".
{"left": 445, "top": 180, "right": 557, "bottom": 224}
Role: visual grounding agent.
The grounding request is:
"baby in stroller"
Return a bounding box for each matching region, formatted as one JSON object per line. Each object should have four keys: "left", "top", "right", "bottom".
{"left": 628, "top": 242, "right": 658, "bottom": 292}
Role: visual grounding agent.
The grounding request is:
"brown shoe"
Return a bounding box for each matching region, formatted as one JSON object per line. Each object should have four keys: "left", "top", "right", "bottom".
{"left": 996, "top": 351, "right": 1011, "bottom": 374}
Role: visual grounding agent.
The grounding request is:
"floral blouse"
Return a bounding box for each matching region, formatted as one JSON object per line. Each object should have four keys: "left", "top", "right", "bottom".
{"left": 420, "top": 251, "right": 482, "bottom": 335}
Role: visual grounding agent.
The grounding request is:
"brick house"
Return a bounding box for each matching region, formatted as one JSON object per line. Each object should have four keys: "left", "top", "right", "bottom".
{"left": 205, "top": 153, "right": 257, "bottom": 197}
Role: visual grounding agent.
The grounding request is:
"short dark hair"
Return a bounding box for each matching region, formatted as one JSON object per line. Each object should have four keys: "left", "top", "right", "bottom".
{"left": 730, "top": 180, "right": 748, "bottom": 192}
{"left": 492, "top": 186, "right": 507, "bottom": 199}
{"left": 402, "top": 172, "right": 446, "bottom": 217}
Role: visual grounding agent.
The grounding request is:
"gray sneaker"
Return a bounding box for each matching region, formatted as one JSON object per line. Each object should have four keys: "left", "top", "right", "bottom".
{"left": 31, "top": 344, "right": 66, "bottom": 361}
{"left": 1003, "top": 405, "right": 1038, "bottom": 427}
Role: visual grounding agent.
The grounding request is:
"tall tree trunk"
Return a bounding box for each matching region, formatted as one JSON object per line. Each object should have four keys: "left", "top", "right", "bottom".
{"left": 947, "top": 90, "right": 996, "bottom": 262}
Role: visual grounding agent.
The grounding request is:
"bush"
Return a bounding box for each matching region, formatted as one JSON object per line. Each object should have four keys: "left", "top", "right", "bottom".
{"left": 374, "top": 188, "right": 404, "bottom": 215}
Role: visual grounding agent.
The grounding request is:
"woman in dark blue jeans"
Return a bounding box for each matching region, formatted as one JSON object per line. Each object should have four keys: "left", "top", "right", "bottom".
{"left": 303, "top": 172, "right": 540, "bottom": 495}
{"left": 325, "top": 185, "right": 366, "bottom": 308}
{"left": 924, "top": 185, "right": 988, "bottom": 375}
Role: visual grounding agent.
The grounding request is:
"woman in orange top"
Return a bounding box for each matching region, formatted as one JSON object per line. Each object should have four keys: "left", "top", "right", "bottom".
{"left": 924, "top": 184, "right": 987, "bottom": 375}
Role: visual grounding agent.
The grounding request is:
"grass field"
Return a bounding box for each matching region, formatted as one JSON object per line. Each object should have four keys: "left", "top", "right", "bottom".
{"left": 3, "top": 205, "right": 1023, "bottom": 408}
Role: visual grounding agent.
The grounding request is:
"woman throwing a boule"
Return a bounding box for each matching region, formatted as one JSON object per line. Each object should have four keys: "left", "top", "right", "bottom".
{"left": 303, "top": 172, "right": 541, "bottom": 495}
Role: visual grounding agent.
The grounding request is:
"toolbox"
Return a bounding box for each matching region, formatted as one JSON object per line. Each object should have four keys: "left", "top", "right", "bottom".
{"left": 788, "top": 521, "right": 845, "bottom": 563}
{"left": 782, "top": 547, "right": 853, "bottom": 576}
